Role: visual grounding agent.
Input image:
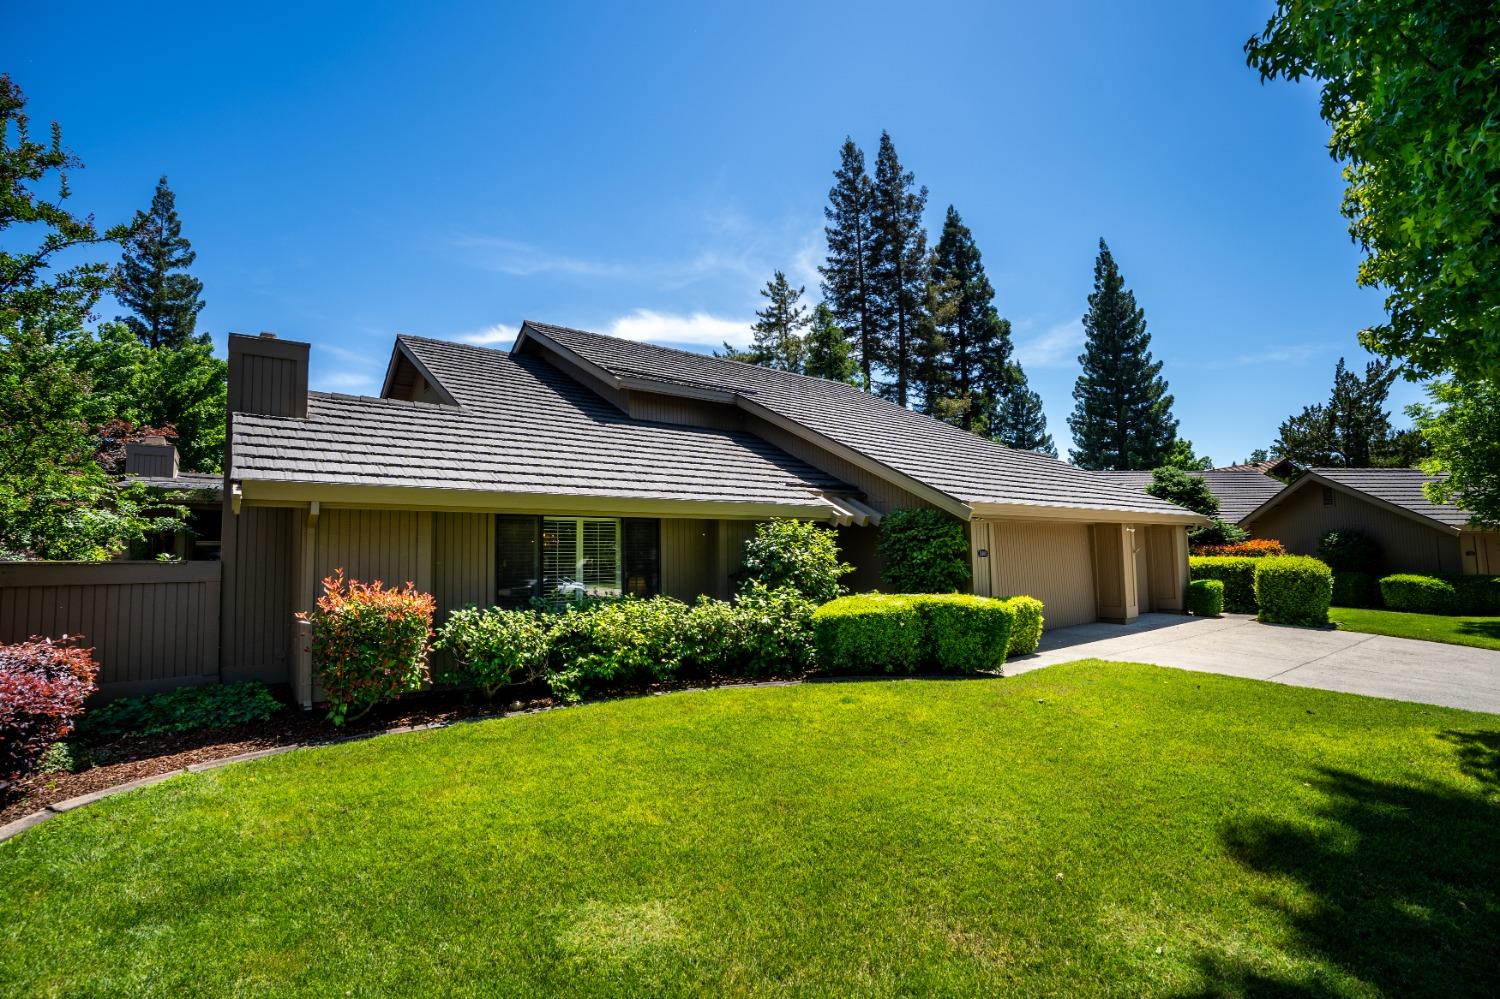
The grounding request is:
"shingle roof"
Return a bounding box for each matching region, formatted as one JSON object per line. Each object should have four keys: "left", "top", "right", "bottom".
{"left": 520, "top": 321, "right": 1199, "bottom": 520}
{"left": 1096, "top": 470, "right": 1287, "bottom": 523}
{"left": 126, "top": 471, "right": 223, "bottom": 497}
{"left": 232, "top": 341, "right": 851, "bottom": 511}
{"left": 1306, "top": 467, "right": 1470, "bottom": 529}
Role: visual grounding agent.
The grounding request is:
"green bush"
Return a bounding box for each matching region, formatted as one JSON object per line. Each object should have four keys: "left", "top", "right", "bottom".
{"left": 719, "top": 583, "right": 818, "bottom": 677}
{"left": 812, "top": 594, "right": 924, "bottom": 674}
{"left": 915, "top": 594, "right": 1014, "bottom": 674}
{"left": 1330, "top": 571, "right": 1379, "bottom": 608}
{"left": 1189, "top": 556, "right": 1259, "bottom": 613}
{"left": 77, "top": 682, "right": 282, "bottom": 741}
{"left": 1146, "top": 467, "right": 1219, "bottom": 518}
{"left": 1318, "top": 529, "right": 1384, "bottom": 575}
{"left": 545, "top": 597, "right": 693, "bottom": 701}
{"left": 740, "top": 519, "right": 852, "bottom": 603}
{"left": 433, "top": 606, "right": 550, "bottom": 698}
{"left": 876, "top": 509, "right": 971, "bottom": 593}
{"left": 1379, "top": 574, "right": 1458, "bottom": 614}
{"left": 999, "top": 596, "right": 1045, "bottom": 657}
{"left": 1187, "top": 579, "right": 1224, "bottom": 617}
{"left": 302, "top": 572, "right": 436, "bottom": 725}
{"left": 1253, "top": 556, "right": 1333, "bottom": 626}
{"left": 1448, "top": 574, "right": 1500, "bottom": 614}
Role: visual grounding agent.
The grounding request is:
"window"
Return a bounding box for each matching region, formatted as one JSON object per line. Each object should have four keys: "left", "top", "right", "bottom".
{"left": 1322, "top": 486, "right": 1335, "bottom": 507}
{"left": 622, "top": 518, "right": 661, "bottom": 596}
{"left": 542, "top": 517, "right": 621, "bottom": 600}
{"left": 496, "top": 515, "right": 540, "bottom": 607}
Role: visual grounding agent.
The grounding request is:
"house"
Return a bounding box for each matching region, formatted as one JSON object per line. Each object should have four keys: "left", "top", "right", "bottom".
{"left": 220, "top": 323, "right": 1205, "bottom": 706}
{"left": 1240, "top": 467, "right": 1500, "bottom": 575}
{"left": 122, "top": 436, "right": 224, "bottom": 561}
{"left": 1097, "top": 468, "right": 1289, "bottom": 524}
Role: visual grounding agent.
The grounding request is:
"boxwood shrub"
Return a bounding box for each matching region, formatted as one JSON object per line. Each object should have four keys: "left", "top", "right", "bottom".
{"left": 1330, "top": 571, "right": 1379, "bottom": 609}
{"left": 916, "top": 594, "right": 1014, "bottom": 674}
{"left": 1253, "top": 556, "right": 1333, "bottom": 626}
{"left": 1188, "top": 556, "right": 1258, "bottom": 613}
{"left": 999, "top": 596, "right": 1045, "bottom": 657}
{"left": 1450, "top": 574, "right": 1500, "bottom": 614}
{"left": 1379, "top": 574, "right": 1458, "bottom": 614}
{"left": 812, "top": 594, "right": 924, "bottom": 675}
{"left": 1187, "top": 578, "right": 1224, "bottom": 617}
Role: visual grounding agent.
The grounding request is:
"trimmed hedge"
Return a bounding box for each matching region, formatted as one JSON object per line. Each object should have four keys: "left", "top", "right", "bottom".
{"left": 999, "top": 596, "right": 1045, "bottom": 657}
{"left": 1187, "top": 579, "right": 1224, "bottom": 617}
{"left": 1379, "top": 574, "right": 1458, "bottom": 614}
{"left": 812, "top": 594, "right": 924, "bottom": 674}
{"left": 1188, "top": 557, "right": 1258, "bottom": 613}
{"left": 1331, "top": 571, "right": 1379, "bottom": 609}
{"left": 916, "top": 594, "right": 1014, "bottom": 674}
{"left": 1450, "top": 575, "right": 1500, "bottom": 614}
{"left": 1254, "top": 556, "right": 1333, "bottom": 626}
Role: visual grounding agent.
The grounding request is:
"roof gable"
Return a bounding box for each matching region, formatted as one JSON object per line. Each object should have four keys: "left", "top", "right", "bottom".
{"left": 1240, "top": 467, "right": 1471, "bottom": 533}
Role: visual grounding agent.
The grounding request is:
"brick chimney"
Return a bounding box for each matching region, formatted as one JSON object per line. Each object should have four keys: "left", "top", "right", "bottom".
{"left": 228, "top": 331, "right": 310, "bottom": 418}
{"left": 125, "top": 436, "right": 178, "bottom": 477}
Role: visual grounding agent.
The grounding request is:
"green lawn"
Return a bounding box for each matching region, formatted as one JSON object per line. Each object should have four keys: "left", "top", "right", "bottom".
{"left": 3, "top": 662, "right": 1498, "bottom": 998}
{"left": 1331, "top": 605, "right": 1500, "bottom": 651}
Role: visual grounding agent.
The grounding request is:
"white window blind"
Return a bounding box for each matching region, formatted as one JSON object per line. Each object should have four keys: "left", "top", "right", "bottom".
{"left": 542, "top": 517, "right": 621, "bottom": 600}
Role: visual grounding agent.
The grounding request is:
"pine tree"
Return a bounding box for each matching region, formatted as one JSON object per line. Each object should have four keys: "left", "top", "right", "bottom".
{"left": 748, "top": 271, "right": 809, "bottom": 372}
{"left": 1271, "top": 356, "right": 1421, "bottom": 468}
{"left": 116, "top": 176, "right": 205, "bottom": 350}
{"left": 1067, "top": 239, "right": 1178, "bottom": 469}
{"left": 819, "top": 139, "right": 876, "bottom": 391}
{"left": 922, "top": 206, "right": 1013, "bottom": 430}
{"left": 993, "top": 362, "right": 1056, "bottom": 456}
{"left": 867, "top": 132, "right": 928, "bottom": 407}
{"left": 803, "top": 303, "right": 858, "bottom": 384}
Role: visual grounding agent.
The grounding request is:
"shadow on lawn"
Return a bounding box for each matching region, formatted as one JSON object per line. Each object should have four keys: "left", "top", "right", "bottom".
{"left": 1456, "top": 619, "right": 1500, "bottom": 643}
{"left": 1179, "top": 745, "right": 1500, "bottom": 999}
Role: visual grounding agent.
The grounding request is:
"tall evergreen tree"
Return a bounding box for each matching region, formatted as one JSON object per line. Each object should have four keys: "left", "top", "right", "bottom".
{"left": 819, "top": 139, "right": 876, "bottom": 391}
{"left": 748, "top": 270, "right": 808, "bottom": 372}
{"left": 1271, "top": 356, "right": 1423, "bottom": 468}
{"left": 116, "top": 176, "right": 204, "bottom": 349}
{"left": 802, "top": 303, "right": 857, "bottom": 384}
{"left": 867, "top": 132, "right": 928, "bottom": 407}
{"left": 922, "top": 206, "right": 1013, "bottom": 430}
{"left": 1067, "top": 239, "right": 1178, "bottom": 470}
{"left": 992, "top": 362, "right": 1055, "bottom": 457}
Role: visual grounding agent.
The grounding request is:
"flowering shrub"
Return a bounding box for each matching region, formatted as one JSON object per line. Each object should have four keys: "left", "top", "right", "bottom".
{"left": 1191, "top": 538, "right": 1286, "bottom": 558}
{"left": 433, "top": 606, "right": 549, "bottom": 698}
{"left": 300, "top": 571, "right": 435, "bottom": 725}
{"left": 0, "top": 637, "right": 99, "bottom": 781}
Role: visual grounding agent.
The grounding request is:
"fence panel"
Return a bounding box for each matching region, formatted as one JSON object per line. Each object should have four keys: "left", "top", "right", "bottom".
{"left": 0, "top": 561, "right": 221, "bottom": 698}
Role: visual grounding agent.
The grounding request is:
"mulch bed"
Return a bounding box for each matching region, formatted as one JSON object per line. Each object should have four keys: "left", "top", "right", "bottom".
{"left": 1, "top": 671, "right": 812, "bottom": 825}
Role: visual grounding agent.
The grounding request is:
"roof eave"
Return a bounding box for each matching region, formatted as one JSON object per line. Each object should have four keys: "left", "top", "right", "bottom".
{"left": 969, "top": 500, "right": 1210, "bottom": 527}
{"left": 1239, "top": 470, "right": 1462, "bottom": 535}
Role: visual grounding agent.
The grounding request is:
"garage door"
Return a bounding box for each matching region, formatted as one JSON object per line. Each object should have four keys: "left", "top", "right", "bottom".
{"left": 973, "top": 519, "right": 1097, "bottom": 629}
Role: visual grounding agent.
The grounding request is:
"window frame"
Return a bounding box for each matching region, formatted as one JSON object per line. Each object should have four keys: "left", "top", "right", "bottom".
{"left": 542, "top": 516, "right": 623, "bottom": 601}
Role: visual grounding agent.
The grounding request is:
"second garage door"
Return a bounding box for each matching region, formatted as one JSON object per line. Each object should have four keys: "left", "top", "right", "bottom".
{"left": 972, "top": 519, "right": 1098, "bottom": 629}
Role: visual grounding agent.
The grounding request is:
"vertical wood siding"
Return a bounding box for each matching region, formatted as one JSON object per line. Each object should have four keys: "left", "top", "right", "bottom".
{"left": 1459, "top": 530, "right": 1500, "bottom": 574}
{"left": 661, "top": 519, "right": 716, "bottom": 600}
{"left": 1247, "top": 485, "right": 1462, "bottom": 573}
{"left": 627, "top": 391, "right": 746, "bottom": 431}
{"left": 0, "top": 561, "right": 221, "bottom": 698}
{"left": 314, "top": 509, "right": 432, "bottom": 592}
{"left": 978, "top": 520, "right": 1097, "bottom": 628}
{"left": 1146, "top": 525, "right": 1188, "bottom": 612}
{"left": 228, "top": 352, "right": 306, "bottom": 418}
{"left": 222, "top": 505, "right": 296, "bottom": 684}
{"left": 433, "top": 512, "right": 496, "bottom": 620}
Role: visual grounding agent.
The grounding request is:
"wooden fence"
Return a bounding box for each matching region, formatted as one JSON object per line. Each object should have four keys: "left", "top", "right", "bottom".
{"left": 0, "top": 561, "right": 221, "bottom": 698}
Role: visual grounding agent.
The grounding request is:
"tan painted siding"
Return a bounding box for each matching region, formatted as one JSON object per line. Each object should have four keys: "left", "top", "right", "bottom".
{"left": 744, "top": 414, "right": 932, "bottom": 513}
{"left": 0, "top": 561, "right": 220, "bottom": 698}
{"left": 662, "top": 518, "right": 716, "bottom": 600}
{"left": 1145, "top": 525, "right": 1188, "bottom": 612}
{"left": 1133, "top": 526, "right": 1152, "bottom": 612}
{"left": 1459, "top": 530, "right": 1500, "bottom": 575}
{"left": 433, "top": 513, "right": 495, "bottom": 619}
{"left": 223, "top": 505, "right": 297, "bottom": 684}
{"left": 1090, "top": 523, "right": 1131, "bottom": 622}
{"left": 627, "top": 390, "right": 745, "bottom": 431}
{"left": 976, "top": 519, "right": 1097, "bottom": 629}
{"left": 314, "top": 509, "right": 433, "bottom": 591}
{"left": 1247, "top": 484, "right": 1462, "bottom": 574}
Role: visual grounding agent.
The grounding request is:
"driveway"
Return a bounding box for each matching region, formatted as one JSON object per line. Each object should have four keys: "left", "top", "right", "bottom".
{"left": 1010, "top": 613, "right": 1500, "bottom": 714}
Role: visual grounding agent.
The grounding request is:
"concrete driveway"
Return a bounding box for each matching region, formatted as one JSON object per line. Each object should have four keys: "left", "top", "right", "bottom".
{"left": 1010, "top": 613, "right": 1500, "bottom": 714}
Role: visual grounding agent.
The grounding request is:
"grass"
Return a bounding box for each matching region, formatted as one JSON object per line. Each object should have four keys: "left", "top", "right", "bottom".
{"left": 3, "top": 660, "right": 1498, "bottom": 998}
{"left": 1331, "top": 605, "right": 1500, "bottom": 651}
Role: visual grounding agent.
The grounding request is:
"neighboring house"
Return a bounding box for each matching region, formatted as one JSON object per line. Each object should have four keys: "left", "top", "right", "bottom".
{"left": 1097, "top": 469, "right": 1289, "bottom": 524}
{"left": 1240, "top": 467, "right": 1500, "bottom": 576}
{"left": 122, "top": 437, "right": 223, "bottom": 561}
{"left": 220, "top": 323, "right": 1204, "bottom": 706}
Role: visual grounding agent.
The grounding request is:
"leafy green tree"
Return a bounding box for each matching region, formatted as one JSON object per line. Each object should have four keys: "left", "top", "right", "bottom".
{"left": 1410, "top": 379, "right": 1500, "bottom": 527}
{"left": 116, "top": 175, "right": 205, "bottom": 350}
{"left": 747, "top": 271, "right": 808, "bottom": 372}
{"left": 1161, "top": 438, "right": 1213, "bottom": 471}
{"left": 0, "top": 74, "right": 186, "bottom": 558}
{"left": 1272, "top": 357, "right": 1422, "bottom": 468}
{"left": 992, "top": 362, "right": 1055, "bottom": 457}
{"left": 920, "top": 206, "right": 1013, "bottom": 431}
{"left": 819, "top": 138, "right": 877, "bottom": 391}
{"left": 802, "top": 303, "right": 857, "bottom": 384}
{"left": 740, "top": 519, "right": 852, "bottom": 603}
{"left": 867, "top": 132, "right": 928, "bottom": 407}
{"left": 1067, "top": 239, "right": 1178, "bottom": 469}
{"left": 1246, "top": 1, "right": 1500, "bottom": 382}
{"left": 1146, "top": 467, "right": 1219, "bottom": 519}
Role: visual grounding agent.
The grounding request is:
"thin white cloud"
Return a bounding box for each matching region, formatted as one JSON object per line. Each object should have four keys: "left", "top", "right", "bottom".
{"left": 604, "top": 309, "right": 752, "bottom": 349}
{"left": 790, "top": 232, "right": 824, "bottom": 294}
{"left": 1015, "top": 319, "right": 1084, "bottom": 369}
{"left": 450, "top": 237, "right": 634, "bottom": 279}
{"left": 458, "top": 323, "right": 517, "bottom": 347}
{"left": 315, "top": 370, "right": 379, "bottom": 394}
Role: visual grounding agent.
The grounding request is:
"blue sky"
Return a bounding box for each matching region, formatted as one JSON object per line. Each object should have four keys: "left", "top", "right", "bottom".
{"left": 7, "top": 0, "right": 1422, "bottom": 464}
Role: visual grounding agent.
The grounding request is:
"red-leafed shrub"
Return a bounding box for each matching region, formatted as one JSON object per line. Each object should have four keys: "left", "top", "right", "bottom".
{"left": 1191, "top": 538, "right": 1286, "bottom": 558}
{"left": 299, "top": 571, "right": 435, "bottom": 725}
{"left": 0, "top": 637, "right": 99, "bottom": 781}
